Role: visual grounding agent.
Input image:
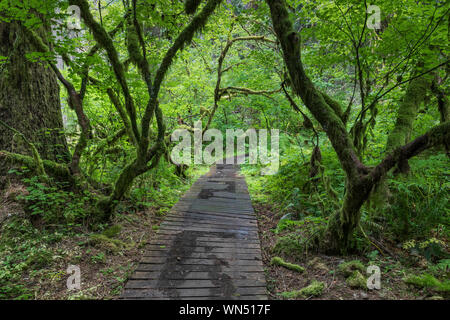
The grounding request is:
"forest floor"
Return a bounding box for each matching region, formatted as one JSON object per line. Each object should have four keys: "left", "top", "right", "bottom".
{"left": 253, "top": 203, "right": 448, "bottom": 300}
{"left": 1, "top": 189, "right": 167, "bottom": 299}
{"left": 1, "top": 164, "right": 448, "bottom": 300}
{"left": 0, "top": 166, "right": 209, "bottom": 300}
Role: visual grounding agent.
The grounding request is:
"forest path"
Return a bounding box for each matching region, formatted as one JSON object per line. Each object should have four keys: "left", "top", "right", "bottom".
{"left": 121, "top": 158, "right": 267, "bottom": 300}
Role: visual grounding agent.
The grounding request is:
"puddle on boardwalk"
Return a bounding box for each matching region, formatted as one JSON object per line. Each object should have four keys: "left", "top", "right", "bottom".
{"left": 156, "top": 230, "right": 237, "bottom": 298}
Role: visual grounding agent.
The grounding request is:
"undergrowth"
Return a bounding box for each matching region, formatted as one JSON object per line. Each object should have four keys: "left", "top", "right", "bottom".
{"left": 0, "top": 162, "right": 208, "bottom": 299}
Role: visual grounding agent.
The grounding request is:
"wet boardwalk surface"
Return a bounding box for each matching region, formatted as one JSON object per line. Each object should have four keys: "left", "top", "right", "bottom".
{"left": 121, "top": 162, "right": 267, "bottom": 300}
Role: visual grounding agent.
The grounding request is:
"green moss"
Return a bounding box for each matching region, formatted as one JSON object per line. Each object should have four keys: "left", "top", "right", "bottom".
{"left": 338, "top": 260, "right": 365, "bottom": 277}
{"left": 280, "top": 290, "right": 300, "bottom": 299}
{"left": 88, "top": 234, "right": 127, "bottom": 253}
{"left": 280, "top": 280, "right": 325, "bottom": 299}
{"left": 272, "top": 234, "right": 303, "bottom": 260}
{"left": 126, "top": 17, "right": 143, "bottom": 67}
{"left": 0, "top": 151, "right": 71, "bottom": 181}
{"left": 403, "top": 273, "right": 450, "bottom": 293}
{"left": 346, "top": 270, "right": 367, "bottom": 289}
{"left": 299, "top": 280, "right": 325, "bottom": 297}
{"left": 101, "top": 225, "right": 122, "bottom": 238}
{"left": 271, "top": 256, "right": 305, "bottom": 273}
{"left": 386, "top": 67, "right": 432, "bottom": 153}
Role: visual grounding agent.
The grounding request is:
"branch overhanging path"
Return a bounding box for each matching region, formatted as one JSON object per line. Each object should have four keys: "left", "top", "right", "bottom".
{"left": 121, "top": 158, "right": 267, "bottom": 300}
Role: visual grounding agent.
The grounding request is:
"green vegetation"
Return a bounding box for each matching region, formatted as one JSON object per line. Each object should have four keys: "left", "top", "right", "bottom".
{"left": 272, "top": 234, "right": 304, "bottom": 260}
{"left": 280, "top": 280, "right": 325, "bottom": 299}
{"left": 404, "top": 273, "right": 450, "bottom": 293}
{"left": 0, "top": 0, "right": 448, "bottom": 300}
{"left": 270, "top": 256, "right": 305, "bottom": 273}
{"left": 338, "top": 260, "right": 366, "bottom": 277}
{"left": 346, "top": 271, "right": 367, "bottom": 289}
{"left": 0, "top": 164, "right": 205, "bottom": 299}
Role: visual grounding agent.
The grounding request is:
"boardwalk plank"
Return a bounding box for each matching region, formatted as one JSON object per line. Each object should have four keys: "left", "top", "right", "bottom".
{"left": 142, "top": 251, "right": 262, "bottom": 261}
{"left": 135, "top": 264, "right": 265, "bottom": 272}
{"left": 144, "top": 245, "right": 262, "bottom": 254}
{"left": 125, "top": 279, "right": 266, "bottom": 289}
{"left": 130, "top": 271, "right": 266, "bottom": 280}
{"left": 148, "top": 240, "right": 261, "bottom": 249}
{"left": 140, "top": 257, "right": 264, "bottom": 265}
{"left": 122, "top": 287, "right": 267, "bottom": 298}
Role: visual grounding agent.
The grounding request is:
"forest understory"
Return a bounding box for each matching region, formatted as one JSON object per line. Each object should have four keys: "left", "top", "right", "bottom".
{"left": 0, "top": 0, "right": 449, "bottom": 301}
{"left": 0, "top": 166, "right": 209, "bottom": 299}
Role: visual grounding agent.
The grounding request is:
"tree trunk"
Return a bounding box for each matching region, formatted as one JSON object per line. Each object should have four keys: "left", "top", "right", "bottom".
{"left": 0, "top": 22, "right": 70, "bottom": 180}
{"left": 385, "top": 67, "right": 432, "bottom": 153}
{"left": 370, "top": 67, "right": 432, "bottom": 210}
{"left": 322, "top": 179, "right": 373, "bottom": 253}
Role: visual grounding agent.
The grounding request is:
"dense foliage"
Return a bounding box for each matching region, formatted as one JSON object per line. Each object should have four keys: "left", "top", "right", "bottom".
{"left": 0, "top": 0, "right": 448, "bottom": 300}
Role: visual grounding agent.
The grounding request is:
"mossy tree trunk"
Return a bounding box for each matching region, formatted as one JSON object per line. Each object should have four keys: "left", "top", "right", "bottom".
{"left": 266, "top": 0, "right": 450, "bottom": 253}
{"left": 386, "top": 66, "right": 433, "bottom": 153}
{"left": 371, "top": 66, "right": 433, "bottom": 211}
{"left": 0, "top": 22, "right": 70, "bottom": 181}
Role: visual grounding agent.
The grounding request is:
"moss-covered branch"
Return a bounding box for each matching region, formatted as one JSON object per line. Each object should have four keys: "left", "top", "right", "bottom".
{"left": 266, "top": 0, "right": 450, "bottom": 253}
{"left": 80, "top": 17, "right": 128, "bottom": 99}
{"left": 386, "top": 66, "right": 433, "bottom": 153}
{"left": 0, "top": 150, "right": 71, "bottom": 181}
{"left": 431, "top": 80, "right": 449, "bottom": 124}
{"left": 69, "top": 0, "right": 140, "bottom": 144}
{"left": 204, "top": 33, "right": 277, "bottom": 132}
{"left": 371, "top": 121, "right": 450, "bottom": 182}
{"left": 266, "top": 0, "right": 364, "bottom": 181}
{"left": 0, "top": 121, "right": 47, "bottom": 179}
{"left": 141, "top": 0, "right": 223, "bottom": 144}
{"left": 219, "top": 86, "right": 281, "bottom": 97}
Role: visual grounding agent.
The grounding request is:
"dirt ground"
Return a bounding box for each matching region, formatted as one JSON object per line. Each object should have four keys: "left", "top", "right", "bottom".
{"left": 1, "top": 175, "right": 447, "bottom": 300}
{"left": 253, "top": 202, "right": 444, "bottom": 300}
{"left": 27, "top": 206, "right": 165, "bottom": 300}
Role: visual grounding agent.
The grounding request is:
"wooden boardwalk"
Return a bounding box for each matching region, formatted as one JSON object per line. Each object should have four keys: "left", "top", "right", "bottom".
{"left": 121, "top": 161, "right": 267, "bottom": 300}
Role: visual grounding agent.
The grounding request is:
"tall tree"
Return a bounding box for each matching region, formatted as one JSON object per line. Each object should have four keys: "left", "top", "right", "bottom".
{"left": 0, "top": 20, "right": 70, "bottom": 181}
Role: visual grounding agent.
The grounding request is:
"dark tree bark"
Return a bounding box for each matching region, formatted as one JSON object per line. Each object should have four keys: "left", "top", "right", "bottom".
{"left": 0, "top": 22, "right": 70, "bottom": 179}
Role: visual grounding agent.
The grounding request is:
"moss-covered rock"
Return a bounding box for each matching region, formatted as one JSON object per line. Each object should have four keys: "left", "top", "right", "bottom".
{"left": 280, "top": 290, "right": 300, "bottom": 299}
{"left": 102, "top": 225, "right": 122, "bottom": 238}
{"left": 338, "top": 260, "right": 365, "bottom": 277}
{"left": 89, "top": 234, "right": 127, "bottom": 253}
{"left": 280, "top": 280, "right": 325, "bottom": 299}
{"left": 346, "top": 270, "right": 367, "bottom": 289}
{"left": 271, "top": 256, "right": 305, "bottom": 273}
